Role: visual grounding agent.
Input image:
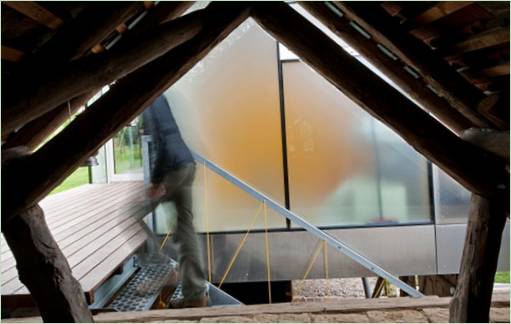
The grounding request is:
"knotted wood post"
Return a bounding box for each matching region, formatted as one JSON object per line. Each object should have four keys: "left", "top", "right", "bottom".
{"left": 2, "top": 148, "right": 93, "bottom": 323}
{"left": 449, "top": 194, "right": 508, "bottom": 322}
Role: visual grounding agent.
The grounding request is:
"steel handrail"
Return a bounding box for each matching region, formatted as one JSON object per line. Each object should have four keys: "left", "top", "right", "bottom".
{"left": 192, "top": 151, "right": 424, "bottom": 298}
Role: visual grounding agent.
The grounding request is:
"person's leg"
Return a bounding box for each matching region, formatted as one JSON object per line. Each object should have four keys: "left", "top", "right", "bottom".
{"left": 167, "top": 164, "right": 208, "bottom": 305}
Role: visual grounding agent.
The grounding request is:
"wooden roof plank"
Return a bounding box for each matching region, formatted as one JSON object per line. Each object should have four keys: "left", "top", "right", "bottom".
{"left": 336, "top": 2, "right": 493, "bottom": 128}
{"left": 481, "top": 63, "right": 510, "bottom": 78}
{"left": 447, "top": 28, "right": 510, "bottom": 54}
{"left": 2, "top": 8, "right": 203, "bottom": 137}
{"left": 3, "top": 1, "right": 63, "bottom": 30}
{"left": 1, "top": 45, "right": 25, "bottom": 62}
{"left": 414, "top": 1, "right": 474, "bottom": 26}
{"left": 301, "top": 2, "right": 473, "bottom": 135}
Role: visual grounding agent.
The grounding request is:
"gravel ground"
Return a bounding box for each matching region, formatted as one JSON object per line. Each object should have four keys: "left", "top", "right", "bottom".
{"left": 292, "top": 278, "right": 378, "bottom": 300}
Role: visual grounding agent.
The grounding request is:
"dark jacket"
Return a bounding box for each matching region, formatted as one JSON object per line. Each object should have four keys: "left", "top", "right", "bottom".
{"left": 143, "top": 96, "right": 194, "bottom": 184}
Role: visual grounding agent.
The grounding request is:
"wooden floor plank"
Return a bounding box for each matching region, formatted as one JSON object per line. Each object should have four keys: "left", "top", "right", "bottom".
{"left": 1, "top": 187, "right": 145, "bottom": 282}
{"left": 0, "top": 182, "right": 142, "bottom": 266}
{"left": 71, "top": 223, "right": 143, "bottom": 281}
{"left": 2, "top": 181, "right": 147, "bottom": 301}
{"left": 0, "top": 183, "right": 128, "bottom": 258}
{"left": 80, "top": 231, "right": 147, "bottom": 293}
{"left": 40, "top": 182, "right": 137, "bottom": 224}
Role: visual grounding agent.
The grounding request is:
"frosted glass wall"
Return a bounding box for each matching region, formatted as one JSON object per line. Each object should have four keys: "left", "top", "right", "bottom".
{"left": 156, "top": 19, "right": 286, "bottom": 233}
{"left": 433, "top": 166, "right": 471, "bottom": 224}
{"left": 372, "top": 120, "right": 431, "bottom": 222}
{"left": 283, "top": 62, "right": 431, "bottom": 227}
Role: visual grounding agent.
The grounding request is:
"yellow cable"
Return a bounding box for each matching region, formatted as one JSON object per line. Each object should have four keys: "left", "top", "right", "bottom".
{"left": 218, "top": 203, "right": 263, "bottom": 289}
{"left": 302, "top": 239, "right": 323, "bottom": 280}
{"left": 159, "top": 232, "right": 171, "bottom": 251}
{"left": 323, "top": 240, "right": 329, "bottom": 279}
{"left": 203, "top": 162, "right": 212, "bottom": 282}
{"left": 263, "top": 201, "right": 272, "bottom": 304}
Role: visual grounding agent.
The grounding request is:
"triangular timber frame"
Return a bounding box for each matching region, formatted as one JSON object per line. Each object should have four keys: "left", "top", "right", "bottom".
{"left": 2, "top": 2, "right": 508, "bottom": 323}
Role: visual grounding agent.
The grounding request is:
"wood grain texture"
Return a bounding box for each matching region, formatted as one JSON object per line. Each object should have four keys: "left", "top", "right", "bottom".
{"left": 2, "top": 203, "right": 92, "bottom": 322}
{"left": 2, "top": 10, "right": 203, "bottom": 136}
{"left": 301, "top": 2, "right": 473, "bottom": 135}
{"left": 449, "top": 194, "right": 508, "bottom": 322}
{"left": 336, "top": 2, "right": 493, "bottom": 128}
{"left": 1, "top": 182, "right": 145, "bottom": 310}
{"left": 3, "top": 2, "right": 63, "bottom": 30}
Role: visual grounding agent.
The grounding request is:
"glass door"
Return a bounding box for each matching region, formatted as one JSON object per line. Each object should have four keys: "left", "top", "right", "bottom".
{"left": 106, "top": 117, "right": 144, "bottom": 181}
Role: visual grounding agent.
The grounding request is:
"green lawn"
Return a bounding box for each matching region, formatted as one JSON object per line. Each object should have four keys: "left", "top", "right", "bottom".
{"left": 50, "top": 167, "right": 90, "bottom": 195}
{"left": 113, "top": 143, "right": 142, "bottom": 174}
{"left": 495, "top": 272, "right": 510, "bottom": 284}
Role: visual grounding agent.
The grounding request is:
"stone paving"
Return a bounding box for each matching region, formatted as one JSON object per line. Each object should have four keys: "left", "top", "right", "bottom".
{"left": 146, "top": 307, "right": 510, "bottom": 323}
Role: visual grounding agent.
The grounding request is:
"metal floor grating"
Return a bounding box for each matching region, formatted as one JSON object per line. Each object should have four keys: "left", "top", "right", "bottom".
{"left": 108, "top": 259, "right": 178, "bottom": 312}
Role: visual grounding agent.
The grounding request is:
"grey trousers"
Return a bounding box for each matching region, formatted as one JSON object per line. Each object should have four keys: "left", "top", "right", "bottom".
{"left": 139, "top": 163, "right": 208, "bottom": 300}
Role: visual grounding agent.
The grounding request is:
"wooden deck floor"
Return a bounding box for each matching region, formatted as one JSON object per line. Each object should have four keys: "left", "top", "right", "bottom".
{"left": 1, "top": 181, "right": 148, "bottom": 308}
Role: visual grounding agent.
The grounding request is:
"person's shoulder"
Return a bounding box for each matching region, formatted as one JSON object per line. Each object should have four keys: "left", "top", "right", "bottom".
{"left": 155, "top": 95, "right": 169, "bottom": 105}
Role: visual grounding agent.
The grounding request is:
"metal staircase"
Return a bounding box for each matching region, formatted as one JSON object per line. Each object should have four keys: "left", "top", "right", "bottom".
{"left": 107, "top": 256, "right": 241, "bottom": 311}
{"left": 192, "top": 152, "right": 423, "bottom": 298}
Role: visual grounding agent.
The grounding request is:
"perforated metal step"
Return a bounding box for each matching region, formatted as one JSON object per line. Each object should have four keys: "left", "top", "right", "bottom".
{"left": 169, "top": 283, "right": 242, "bottom": 307}
{"left": 108, "top": 256, "right": 241, "bottom": 311}
{"left": 108, "top": 259, "right": 178, "bottom": 312}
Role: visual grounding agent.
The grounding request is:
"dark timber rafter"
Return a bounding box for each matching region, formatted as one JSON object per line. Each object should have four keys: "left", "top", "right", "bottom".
{"left": 3, "top": 91, "right": 96, "bottom": 151}
{"left": 125, "top": 1, "right": 195, "bottom": 37}
{"left": 2, "top": 10, "right": 204, "bottom": 136}
{"left": 301, "top": 2, "right": 473, "bottom": 135}
{"left": 2, "top": 2, "right": 250, "bottom": 220}
{"left": 23, "top": 3, "right": 142, "bottom": 66}
{"left": 251, "top": 3, "right": 507, "bottom": 198}
{"left": 2, "top": 2, "right": 195, "bottom": 151}
{"left": 335, "top": 2, "right": 495, "bottom": 129}
{"left": 2, "top": 4, "right": 143, "bottom": 135}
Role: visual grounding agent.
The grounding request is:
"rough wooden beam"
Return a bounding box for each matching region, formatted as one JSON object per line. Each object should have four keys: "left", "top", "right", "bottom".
{"left": 480, "top": 63, "right": 510, "bottom": 78}
{"left": 155, "top": 2, "right": 196, "bottom": 25}
{"left": 102, "top": 2, "right": 195, "bottom": 53}
{"left": 116, "top": 23, "right": 128, "bottom": 34}
{"left": 3, "top": 91, "right": 96, "bottom": 151}
{"left": 2, "top": 11, "right": 203, "bottom": 136}
{"left": 2, "top": 149, "right": 92, "bottom": 322}
{"left": 1, "top": 45, "right": 25, "bottom": 62}
{"left": 251, "top": 3, "right": 507, "bottom": 197}
{"left": 2, "top": 4, "right": 143, "bottom": 127}
{"left": 449, "top": 194, "right": 507, "bottom": 322}
{"left": 40, "top": 3, "right": 142, "bottom": 62}
{"left": 335, "top": 2, "right": 493, "bottom": 128}
{"left": 461, "top": 128, "right": 510, "bottom": 160}
{"left": 5, "top": 4, "right": 142, "bottom": 79}
{"left": 301, "top": 2, "right": 473, "bottom": 135}
{"left": 477, "top": 94, "right": 509, "bottom": 129}
{"left": 2, "top": 3, "right": 250, "bottom": 219}
{"left": 446, "top": 28, "right": 510, "bottom": 55}
{"left": 117, "top": 2, "right": 195, "bottom": 42}
{"left": 412, "top": 2, "right": 474, "bottom": 27}
{"left": 3, "top": 1, "right": 63, "bottom": 30}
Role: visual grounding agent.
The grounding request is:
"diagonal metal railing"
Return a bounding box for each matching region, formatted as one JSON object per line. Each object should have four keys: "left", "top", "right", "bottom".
{"left": 192, "top": 151, "right": 424, "bottom": 298}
